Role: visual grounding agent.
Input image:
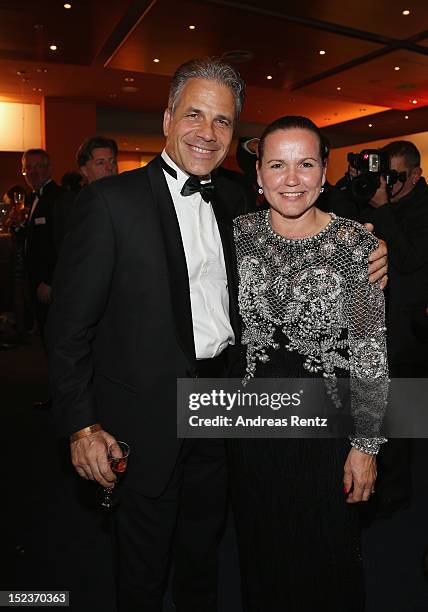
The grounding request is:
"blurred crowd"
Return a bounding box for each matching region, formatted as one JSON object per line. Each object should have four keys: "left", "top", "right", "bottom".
{"left": 0, "top": 136, "right": 118, "bottom": 358}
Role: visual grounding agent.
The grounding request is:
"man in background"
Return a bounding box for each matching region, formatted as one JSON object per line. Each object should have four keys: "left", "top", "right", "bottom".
{"left": 23, "top": 149, "right": 62, "bottom": 344}
{"left": 54, "top": 136, "right": 118, "bottom": 250}
{"left": 365, "top": 140, "right": 428, "bottom": 376}
{"left": 77, "top": 135, "right": 118, "bottom": 184}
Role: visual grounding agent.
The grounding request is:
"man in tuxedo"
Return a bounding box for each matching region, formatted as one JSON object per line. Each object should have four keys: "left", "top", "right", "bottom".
{"left": 23, "top": 149, "right": 62, "bottom": 340}
{"left": 47, "top": 58, "right": 387, "bottom": 611}
{"left": 47, "top": 58, "right": 248, "bottom": 612}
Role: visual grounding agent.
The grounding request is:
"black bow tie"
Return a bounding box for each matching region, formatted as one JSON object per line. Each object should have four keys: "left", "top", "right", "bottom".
{"left": 160, "top": 156, "right": 215, "bottom": 203}
{"left": 181, "top": 176, "right": 215, "bottom": 203}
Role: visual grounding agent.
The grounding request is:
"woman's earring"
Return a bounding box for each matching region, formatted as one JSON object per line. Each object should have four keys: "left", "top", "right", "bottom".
{"left": 258, "top": 187, "right": 264, "bottom": 195}
{"left": 320, "top": 186, "right": 325, "bottom": 193}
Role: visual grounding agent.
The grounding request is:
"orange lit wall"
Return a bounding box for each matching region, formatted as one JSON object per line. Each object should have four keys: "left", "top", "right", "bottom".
{"left": 117, "top": 152, "right": 156, "bottom": 173}
{"left": 42, "top": 98, "right": 97, "bottom": 182}
{"left": 327, "top": 131, "right": 428, "bottom": 185}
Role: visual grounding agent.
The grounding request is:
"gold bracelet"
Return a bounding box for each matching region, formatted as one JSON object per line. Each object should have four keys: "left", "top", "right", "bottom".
{"left": 70, "top": 423, "right": 102, "bottom": 442}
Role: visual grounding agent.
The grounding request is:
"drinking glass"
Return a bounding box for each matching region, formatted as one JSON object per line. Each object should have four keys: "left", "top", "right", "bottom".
{"left": 99, "top": 440, "right": 130, "bottom": 510}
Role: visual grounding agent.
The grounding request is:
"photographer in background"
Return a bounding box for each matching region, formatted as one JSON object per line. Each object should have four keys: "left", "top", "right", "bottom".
{"left": 363, "top": 141, "right": 428, "bottom": 377}
{"left": 358, "top": 141, "right": 428, "bottom": 521}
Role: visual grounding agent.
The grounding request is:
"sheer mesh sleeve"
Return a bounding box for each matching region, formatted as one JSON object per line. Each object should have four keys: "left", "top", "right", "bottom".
{"left": 346, "top": 234, "right": 388, "bottom": 454}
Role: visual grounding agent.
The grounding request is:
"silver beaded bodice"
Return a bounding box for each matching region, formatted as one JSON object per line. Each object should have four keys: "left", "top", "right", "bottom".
{"left": 234, "top": 210, "right": 388, "bottom": 453}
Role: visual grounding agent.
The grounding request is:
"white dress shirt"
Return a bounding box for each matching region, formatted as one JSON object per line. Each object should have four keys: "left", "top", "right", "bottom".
{"left": 28, "top": 178, "right": 53, "bottom": 222}
{"left": 161, "top": 151, "right": 234, "bottom": 359}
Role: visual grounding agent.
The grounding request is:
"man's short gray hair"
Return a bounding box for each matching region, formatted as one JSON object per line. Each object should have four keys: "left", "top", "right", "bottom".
{"left": 168, "top": 57, "right": 246, "bottom": 120}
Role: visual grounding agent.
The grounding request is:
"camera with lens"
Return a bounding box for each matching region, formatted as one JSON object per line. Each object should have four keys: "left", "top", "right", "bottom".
{"left": 346, "top": 149, "right": 407, "bottom": 202}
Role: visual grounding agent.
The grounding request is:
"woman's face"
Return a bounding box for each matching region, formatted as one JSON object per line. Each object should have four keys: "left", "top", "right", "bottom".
{"left": 257, "top": 127, "right": 326, "bottom": 220}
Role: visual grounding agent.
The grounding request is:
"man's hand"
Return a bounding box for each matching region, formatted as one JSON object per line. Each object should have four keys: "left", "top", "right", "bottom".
{"left": 71, "top": 429, "right": 118, "bottom": 488}
{"left": 37, "top": 281, "right": 53, "bottom": 304}
{"left": 369, "top": 176, "right": 389, "bottom": 209}
{"left": 363, "top": 226, "right": 388, "bottom": 288}
{"left": 343, "top": 447, "right": 377, "bottom": 504}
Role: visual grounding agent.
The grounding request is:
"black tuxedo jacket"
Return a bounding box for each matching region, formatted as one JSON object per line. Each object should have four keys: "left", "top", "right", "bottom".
{"left": 26, "top": 180, "right": 63, "bottom": 292}
{"left": 46, "top": 156, "right": 250, "bottom": 496}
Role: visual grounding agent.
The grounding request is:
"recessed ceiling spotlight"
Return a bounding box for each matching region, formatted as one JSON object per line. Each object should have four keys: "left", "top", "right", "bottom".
{"left": 16, "top": 70, "right": 26, "bottom": 76}
{"left": 32, "top": 87, "right": 43, "bottom": 92}
{"left": 21, "top": 77, "right": 30, "bottom": 83}
{"left": 319, "top": 50, "right": 326, "bottom": 55}
{"left": 266, "top": 75, "right": 273, "bottom": 80}
{"left": 64, "top": 2, "right": 72, "bottom": 8}
{"left": 49, "top": 44, "right": 58, "bottom": 51}
{"left": 336, "top": 86, "right": 341, "bottom": 91}
{"left": 135, "top": 146, "right": 140, "bottom": 150}
{"left": 402, "top": 9, "right": 410, "bottom": 15}
{"left": 108, "top": 93, "right": 117, "bottom": 98}
{"left": 411, "top": 99, "right": 418, "bottom": 104}
{"left": 405, "top": 115, "right": 409, "bottom": 119}
{"left": 368, "top": 123, "right": 373, "bottom": 127}
{"left": 36, "top": 67, "right": 48, "bottom": 73}
{"left": 124, "top": 77, "right": 135, "bottom": 82}
{"left": 394, "top": 66, "right": 400, "bottom": 71}
{"left": 188, "top": 25, "right": 196, "bottom": 30}
{"left": 153, "top": 58, "right": 160, "bottom": 63}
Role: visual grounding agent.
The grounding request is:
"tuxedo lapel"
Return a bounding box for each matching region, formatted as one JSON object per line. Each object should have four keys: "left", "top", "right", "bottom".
{"left": 147, "top": 157, "right": 196, "bottom": 364}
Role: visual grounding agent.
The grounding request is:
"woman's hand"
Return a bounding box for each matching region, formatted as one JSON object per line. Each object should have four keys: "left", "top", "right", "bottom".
{"left": 343, "top": 447, "right": 377, "bottom": 504}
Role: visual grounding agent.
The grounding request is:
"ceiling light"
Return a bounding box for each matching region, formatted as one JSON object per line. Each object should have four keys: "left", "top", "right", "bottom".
{"left": 124, "top": 77, "right": 135, "bottom": 82}
{"left": 153, "top": 58, "right": 160, "bottom": 63}
{"left": 336, "top": 86, "right": 341, "bottom": 91}
{"left": 49, "top": 44, "right": 58, "bottom": 51}
{"left": 402, "top": 9, "right": 410, "bottom": 15}
{"left": 36, "top": 67, "right": 48, "bottom": 73}
{"left": 108, "top": 93, "right": 117, "bottom": 98}
{"left": 394, "top": 66, "right": 400, "bottom": 71}
{"left": 188, "top": 25, "right": 196, "bottom": 30}
{"left": 319, "top": 50, "right": 326, "bottom": 55}
{"left": 266, "top": 75, "right": 273, "bottom": 80}
{"left": 368, "top": 123, "right": 373, "bottom": 127}
{"left": 32, "top": 87, "right": 43, "bottom": 92}
{"left": 64, "top": 2, "right": 72, "bottom": 8}
{"left": 405, "top": 115, "right": 409, "bottom": 119}
{"left": 135, "top": 146, "right": 140, "bottom": 151}
{"left": 411, "top": 99, "right": 418, "bottom": 104}
{"left": 16, "top": 70, "right": 26, "bottom": 76}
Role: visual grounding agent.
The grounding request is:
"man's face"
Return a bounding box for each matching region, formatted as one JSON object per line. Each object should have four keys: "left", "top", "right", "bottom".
{"left": 22, "top": 154, "right": 51, "bottom": 191}
{"left": 163, "top": 78, "right": 236, "bottom": 178}
{"left": 81, "top": 147, "right": 118, "bottom": 183}
{"left": 389, "top": 154, "right": 421, "bottom": 201}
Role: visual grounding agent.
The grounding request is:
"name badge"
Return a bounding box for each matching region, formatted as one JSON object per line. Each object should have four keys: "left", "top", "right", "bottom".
{"left": 35, "top": 217, "right": 46, "bottom": 225}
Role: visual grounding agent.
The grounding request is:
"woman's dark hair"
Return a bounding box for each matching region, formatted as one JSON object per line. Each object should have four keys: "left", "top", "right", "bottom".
{"left": 258, "top": 116, "right": 329, "bottom": 164}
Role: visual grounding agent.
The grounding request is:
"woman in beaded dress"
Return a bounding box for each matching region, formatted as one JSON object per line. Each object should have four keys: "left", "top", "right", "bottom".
{"left": 228, "top": 116, "right": 388, "bottom": 611}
